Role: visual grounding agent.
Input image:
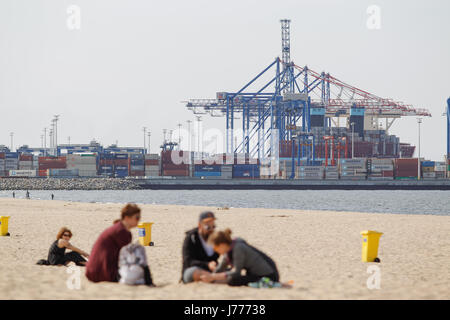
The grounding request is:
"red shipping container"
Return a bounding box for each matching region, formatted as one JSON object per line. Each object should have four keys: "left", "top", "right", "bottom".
{"left": 0, "top": 153, "right": 5, "bottom": 159}
{"left": 19, "top": 154, "right": 33, "bottom": 161}
{"left": 162, "top": 164, "right": 190, "bottom": 170}
{"left": 100, "top": 159, "right": 114, "bottom": 166}
{"left": 114, "top": 159, "right": 129, "bottom": 166}
{"left": 129, "top": 171, "right": 145, "bottom": 176}
{"left": 38, "top": 170, "right": 47, "bottom": 177}
{"left": 382, "top": 170, "right": 394, "bottom": 177}
{"left": 161, "top": 150, "right": 190, "bottom": 164}
{"left": 145, "top": 159, "right": 159, "bottom": 166}
{"left": 163, "top": 170, "right": 189, "bottom": 176}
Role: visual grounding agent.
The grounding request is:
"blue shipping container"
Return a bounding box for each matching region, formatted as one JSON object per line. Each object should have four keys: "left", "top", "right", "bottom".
{"left": 232, "top": 170, "right": 260, "bottom": 178}
{"left": 130, "top": 154, "right": 145, "bottom": 160}
{"left": 194, "top": 165, "right": 222, "bottom": 172}
{"left": 99, "top": 153, "right": 115, "bottom": 160}
{"left": 130, "top": 159, "right": 145, "bottom": 165}
{"left": 115, "top": 166, "right": 129, "bottom": 170}
{"left": 421, "top": 161, "right": 435, "bottom": 167}
{"left": 232, "top": 164, "right": 259, "bottom": 171}
{"left": 5, "top": 153, "right": 19, "bottom": 159}
{"left": 114, "top": 153, "right": 129, "bottom": 159}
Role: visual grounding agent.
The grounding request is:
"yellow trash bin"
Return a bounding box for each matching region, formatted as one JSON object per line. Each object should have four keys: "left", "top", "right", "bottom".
{"left": 138, "top": 222, "right": 154, "bottom": 246}
{"left": 0, "top": 216, "right": 11, "bottom": 236}
{"left": 360, "top": 230, "right": 382, "bottom": 262}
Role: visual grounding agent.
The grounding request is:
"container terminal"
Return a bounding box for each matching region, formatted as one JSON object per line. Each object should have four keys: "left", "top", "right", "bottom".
{"left": 1, "top": 20, "right": 449, "bottom": 190}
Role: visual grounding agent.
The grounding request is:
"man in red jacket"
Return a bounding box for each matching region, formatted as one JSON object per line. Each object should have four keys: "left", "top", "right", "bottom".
{"left": 86, "top": 204, "right": 141, "bottom": 282}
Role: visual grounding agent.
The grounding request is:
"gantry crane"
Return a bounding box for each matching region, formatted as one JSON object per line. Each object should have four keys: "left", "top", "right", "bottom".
{"left": 185, "top": 19, "right": 431, "bottom": 163}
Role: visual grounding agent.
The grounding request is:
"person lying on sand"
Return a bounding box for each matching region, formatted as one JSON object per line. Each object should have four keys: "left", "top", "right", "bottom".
{"left": 200, "top": 229, "right": 290, "bottom": 288}
{"left": 85, "top": 203, "right": 141, "bottom": 283}
{"left": 181, "top": 211, "right": 220, "bottom": 284}
{"left": 36, "top": 227, "right": 89, "bottom": 266}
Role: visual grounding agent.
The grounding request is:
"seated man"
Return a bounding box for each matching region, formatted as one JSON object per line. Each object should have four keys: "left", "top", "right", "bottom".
{"left": 181, "top": 211, "right": 219, "bottom": 283}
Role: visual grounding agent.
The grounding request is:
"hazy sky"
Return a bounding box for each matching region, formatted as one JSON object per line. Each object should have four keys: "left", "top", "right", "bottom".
{"left": 0, "top": 0, "right": 449, "bottom": 160}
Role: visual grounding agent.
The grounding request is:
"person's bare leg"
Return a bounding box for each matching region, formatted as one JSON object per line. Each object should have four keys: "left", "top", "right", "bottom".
{"left": 192, "top": 269, "right": 211, "bottom": 282}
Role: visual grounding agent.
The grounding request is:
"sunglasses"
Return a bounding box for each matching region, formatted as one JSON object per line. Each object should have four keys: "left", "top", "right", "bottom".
{"left": 203, "top": 224, "right": 216, "bottom": 231}
{"left": 63, "top": 233, "right": 71, "bottom": 237}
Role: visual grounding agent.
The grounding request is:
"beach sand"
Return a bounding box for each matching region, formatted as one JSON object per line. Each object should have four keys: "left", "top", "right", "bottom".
{"left": 0, "top": 198, "right": 448, "bottom": 300}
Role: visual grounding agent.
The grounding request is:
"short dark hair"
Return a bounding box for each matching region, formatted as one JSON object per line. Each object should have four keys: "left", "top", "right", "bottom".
{"left": 121, "top": 203, "right": 141, "bottom": 220}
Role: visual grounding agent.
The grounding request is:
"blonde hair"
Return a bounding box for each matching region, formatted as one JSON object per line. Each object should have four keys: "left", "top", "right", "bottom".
{"left": 208, "top": 228, "right": 233, "bottom": 246}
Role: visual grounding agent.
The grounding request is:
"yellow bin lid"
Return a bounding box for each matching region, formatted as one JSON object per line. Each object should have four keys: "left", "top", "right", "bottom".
{"left": 360, "top": 230, "right": 383, "bottom": 236}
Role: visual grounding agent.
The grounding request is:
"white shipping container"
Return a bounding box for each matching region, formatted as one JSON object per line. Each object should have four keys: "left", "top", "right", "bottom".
{"left": 78, "top": 170, "right": 98, "bottom": 177}
{"left": 145, "top": 154, "right": 160, "bottom": 160}
{"left": 371, "top": 165, "right": 394, "bottom": 171}
{"left": 9, "top": 170, "right": 37, "bottom": 177}
{"left": 422, "top": 172, "right": 436, "bottom": 178}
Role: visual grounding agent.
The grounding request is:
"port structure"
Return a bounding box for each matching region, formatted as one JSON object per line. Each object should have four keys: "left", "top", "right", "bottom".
{"left": 185, "top": 20, "right": 432, "bottom": 162}
{"left": 447, "top": 98, "right": 450, "bottom": 159}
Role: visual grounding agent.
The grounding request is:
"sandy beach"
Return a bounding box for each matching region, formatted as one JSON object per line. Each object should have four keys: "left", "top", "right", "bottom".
{"left": 0, "top": 198, "right": 449, "bottom": 300}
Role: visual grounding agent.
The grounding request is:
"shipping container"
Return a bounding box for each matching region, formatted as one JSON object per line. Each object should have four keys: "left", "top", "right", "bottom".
{"left": 114, "top": 153, "right": 129, "bottom": 159}
{"left": 130, "top": 154, "right": 145, "bottom": 160}
{"left": 19, "top": 154, "right": 33, "bottom": 161}
{"left": 129, "top": 171, "right": 145, "bottom": 177}
{"left": 162, "top": 164, "right": 190, "bottom": 170}
{"left": 113, "top": 159, "right": 129, "bottom": 166}
{"left": 162, "top": 169, "right": 190, "bottom": 176}
{"left": 194, "top": 165, "right": 222, "bottom": 172}
{"left": 5, "top": 152, "right": 19, "bottom": 159}
{"left": 144, "top": 154, "right": 160, "bottom": 160}
{"left": 145, "top": 159, "right": 159, "bottom": 166}
{"left": 8, "top": 170, "right": 37, "bottom": 177}
{"left": 48, "top": 169, "right": 79, "bottom": 177}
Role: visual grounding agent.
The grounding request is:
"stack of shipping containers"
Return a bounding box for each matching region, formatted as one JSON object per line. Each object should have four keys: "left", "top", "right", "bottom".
{"left": 66, "top": 153, "right": 97, "bottom": 177}
{"left": 98, "top": 153, "right": 114, "bottom": 177}
{"left": 144, "top": 154, "right": 160, "bottom": 177}
{"left": 367, "top": 158, "right": 394, "bottom": 180}
{"left": 0, "top": 153, "right": 5, "bottom": 177}
{"left": 421, "top": 161, "right": 435, "bottom": 180}
{"left": 5, "top": 153, "right": 19, "bottom": 174}
{"left": 232, "top": 164, "right": 260, "bottom": 179}
{"left": 394, "top": 158, "right": 418, "bottom": 180}
{"left": 129, "top": 154, "right": 145, "bottom": 177}
{"left": 324, "top": 165, "right": 339, "bottom": 180}
{"left": 114, "top": 154, "right": 129, "bottom": 178}
{"left": 161, "top": 150, "right": 190, "bottom": 177}
{"left": 38, "top": 156, "right": 67, "bottom": 177}
{"left": 194, "top": 165, "right": 222, "bottom": 178}
{"left": 296, "top": 165, "right": 324, "bottom": 180}
{"left": 434, "top": 162, "right": 446, "bottom": 179}
{"left": 339, "top": 158, "right": 367, "bottom": 180}
{"left": 15, "top": 153, "right": 36, "bottom": 177}
{"left": 18, "top": 154, "right": 34, "bottom": 170}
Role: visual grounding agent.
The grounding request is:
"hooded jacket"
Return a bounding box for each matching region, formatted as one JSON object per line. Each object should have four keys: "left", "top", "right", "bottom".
{"left": 181, "top": 227, "right": 219, "bottom": 280}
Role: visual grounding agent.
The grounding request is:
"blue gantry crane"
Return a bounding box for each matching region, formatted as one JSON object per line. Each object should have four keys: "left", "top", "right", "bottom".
{"left": 447, "top": 98, "right": 450, "bottom": 160}
{"left": 185, "top": 19, "right": 431, "bottom": 164}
